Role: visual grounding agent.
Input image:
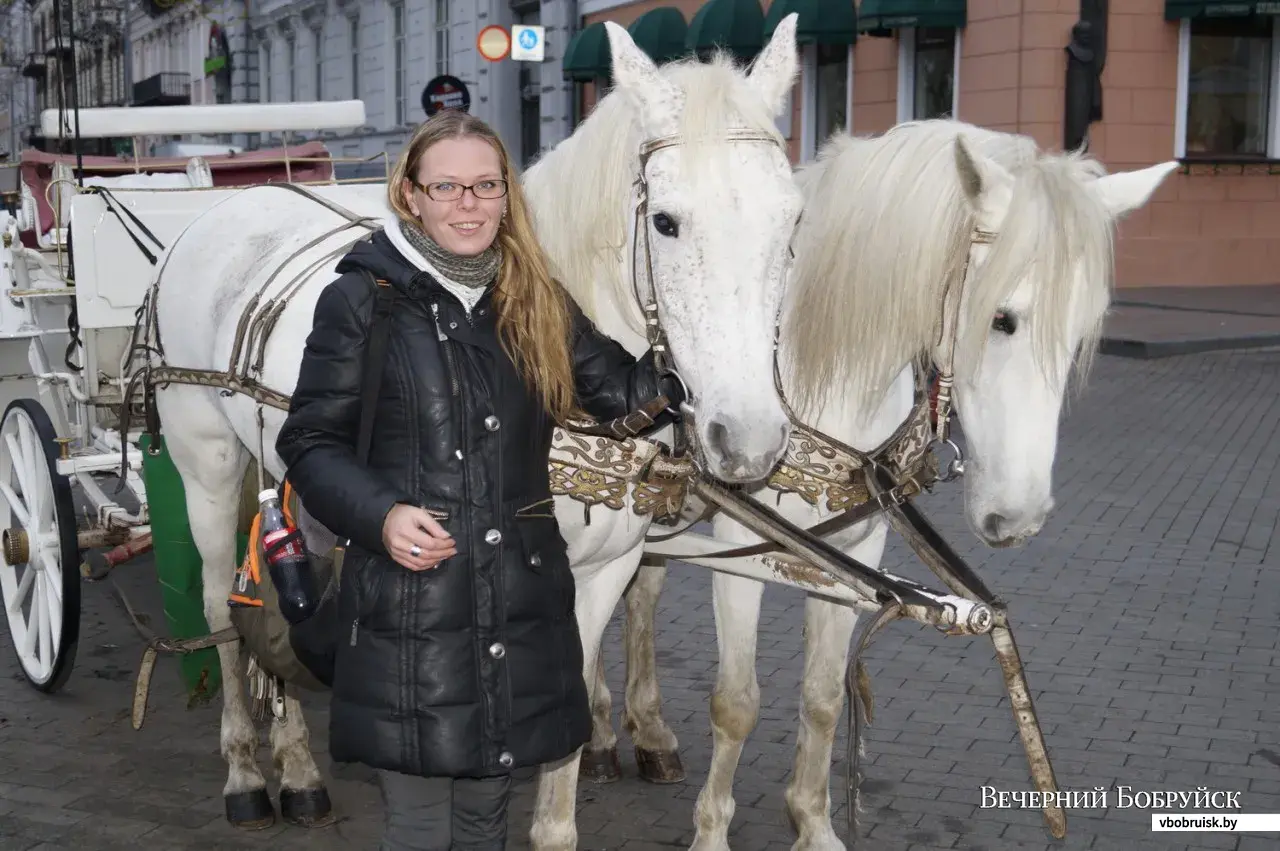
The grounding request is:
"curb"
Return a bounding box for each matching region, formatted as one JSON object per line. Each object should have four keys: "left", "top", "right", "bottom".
{"left": 1099, "top": 334, "right": 1280, "bottom": 359}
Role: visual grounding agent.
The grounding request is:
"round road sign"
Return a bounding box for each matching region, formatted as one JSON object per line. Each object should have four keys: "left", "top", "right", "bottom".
{"left": 422, "top": 75, "right": 471, "bottom": 117}
{"left": 477, "top": 25, "right": 511, "bottom": 62}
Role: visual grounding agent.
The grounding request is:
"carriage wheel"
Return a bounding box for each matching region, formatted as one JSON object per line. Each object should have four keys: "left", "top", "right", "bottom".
{"left": 0, "top": 400, "right": 81, "bottom": 692}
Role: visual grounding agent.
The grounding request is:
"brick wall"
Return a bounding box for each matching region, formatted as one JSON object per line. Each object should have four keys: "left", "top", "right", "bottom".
{"left": 578, "top": 0, "right": 1280, "bottom": 288}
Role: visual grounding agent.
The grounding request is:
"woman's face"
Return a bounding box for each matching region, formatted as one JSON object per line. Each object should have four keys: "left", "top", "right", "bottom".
{"left": 403, "top": 136, "right": 506, "bottom": 256}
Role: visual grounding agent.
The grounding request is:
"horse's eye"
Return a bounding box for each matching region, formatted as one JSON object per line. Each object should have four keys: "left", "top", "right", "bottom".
{"left": 992, "top": 310, "right": 1018, "bottom": 335}
{"left": 652, "top": 213, "right": 678, "bottom": 237}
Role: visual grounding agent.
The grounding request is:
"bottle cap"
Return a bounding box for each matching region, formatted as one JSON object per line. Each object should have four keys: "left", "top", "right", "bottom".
{"left": 258, "top": 488, "right": 278, "bottom": 503}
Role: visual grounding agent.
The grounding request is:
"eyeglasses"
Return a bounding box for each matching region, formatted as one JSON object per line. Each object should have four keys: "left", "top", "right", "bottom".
{"left": 411, "top": 178, "right": 509, "bottom": 202}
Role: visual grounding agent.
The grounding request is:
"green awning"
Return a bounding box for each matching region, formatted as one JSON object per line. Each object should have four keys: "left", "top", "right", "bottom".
{"left": 629, "top": 7, "right": 691, "bottom": 65}
{"left": 686, "top": 0, "right": 766, "bottom": 63}
{"left": 563, "top": 22, "right": 611, "bottom": 83}
{"left": 764, "top": 0, "right": 858, "bottom": 45}
{"left": 857, "top": 0, "right": 966, "bottom": 31}
{"left": 1165, "top": 1, "right": 1280, "bottom": 18}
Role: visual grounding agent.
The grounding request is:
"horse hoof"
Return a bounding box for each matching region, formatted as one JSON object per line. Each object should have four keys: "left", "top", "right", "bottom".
{"left": 280, "top": 786, "right": 337, "bottom": 828}
{"left": 225, "top": 788, "right": 275, "bottom": 829}
{"left": 635, "top": 747, "right": 685, "bottom": 784}
{"left": 579, "top": 746, "right": 622, "bottom": 784}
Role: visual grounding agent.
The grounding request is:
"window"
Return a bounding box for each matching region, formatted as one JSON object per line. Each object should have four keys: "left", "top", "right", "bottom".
{"left": 313, "top": 25, "right": 324, "bottom": 100}
{"left": 898, "top": 27, "right": 960, "bottom": 122}
{"left": 260, "top": 41, "right": 271, "bottom": 103}
{"left": 350, "top": 14, "right": 360, "bottom": 99}
{"left": 287, "top": 36, "right": 297, "bottom": 101}
{"left": 392, "top": 1, "right": 406, "bottom": 124}
{"left": 814, "top": 44, "right": 850, "bottom": 144}
{"left": 1178, "top": 16, "right": 1279, "bottom": 159}
{"left": 435, "top": 0, "right": 450, "bottom": 77}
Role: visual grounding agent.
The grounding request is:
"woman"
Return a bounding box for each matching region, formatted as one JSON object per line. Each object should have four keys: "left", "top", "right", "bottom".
{"left": 275, "top": 111, "right": 683, "bottom": 850}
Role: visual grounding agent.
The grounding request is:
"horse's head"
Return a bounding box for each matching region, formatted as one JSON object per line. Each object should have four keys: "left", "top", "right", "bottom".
{"left": 602, "top": 16, "right": 803, "bottom": 483}
{"left": 945, "top": 136, "right": 1176, "bottom": 547}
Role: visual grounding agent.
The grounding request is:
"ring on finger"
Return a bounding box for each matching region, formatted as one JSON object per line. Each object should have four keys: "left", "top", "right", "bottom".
{"left": 410, "top": 544, "right": 422, "bottom": 557}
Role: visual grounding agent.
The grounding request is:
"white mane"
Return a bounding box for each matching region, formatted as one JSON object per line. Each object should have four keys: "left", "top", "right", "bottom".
{"left": 782, "top": 119, "right": 1116, "bottom": 417}
{"left": 522, "top": 51, "right": 785, "bottom": 333}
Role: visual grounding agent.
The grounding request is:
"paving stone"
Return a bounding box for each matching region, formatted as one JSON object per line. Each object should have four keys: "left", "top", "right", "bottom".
{"left": 3, "top": 349, "right": 1280, "bottom": 850}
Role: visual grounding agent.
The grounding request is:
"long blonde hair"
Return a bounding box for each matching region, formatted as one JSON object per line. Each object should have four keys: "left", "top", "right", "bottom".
{"left": 389, "top": 110, "right": 582, "bottom": 422}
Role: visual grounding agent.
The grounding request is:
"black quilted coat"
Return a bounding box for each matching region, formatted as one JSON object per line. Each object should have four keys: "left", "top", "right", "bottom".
{"left": 275, "top": 230, "right": 681, "bottom": 779}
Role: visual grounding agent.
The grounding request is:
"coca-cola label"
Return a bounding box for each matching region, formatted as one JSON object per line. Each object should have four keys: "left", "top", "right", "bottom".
{"left": 263, "top": 528, "right": 305, "bottom": 564}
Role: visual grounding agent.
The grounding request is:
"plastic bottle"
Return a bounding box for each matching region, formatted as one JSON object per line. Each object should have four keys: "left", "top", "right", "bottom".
{"left": 259, "top": 488, "right": 318, "bottom": 625}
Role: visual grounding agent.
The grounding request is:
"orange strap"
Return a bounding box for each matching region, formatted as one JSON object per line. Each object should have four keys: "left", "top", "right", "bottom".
{"left": 247, "top": 512, "right": 262, "bottom": 584}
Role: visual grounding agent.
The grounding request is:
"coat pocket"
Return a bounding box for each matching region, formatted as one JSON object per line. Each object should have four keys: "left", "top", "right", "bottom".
{"left": 512, "top": 506, "right": 574, "bottom": 619}
{"left": 513, "top": 497, "right": 555, "bottom": 520}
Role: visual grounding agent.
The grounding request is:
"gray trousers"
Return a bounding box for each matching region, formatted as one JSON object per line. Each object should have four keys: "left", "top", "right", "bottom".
{"left": 377, "top": 769, "right": 512, "bottom": 851}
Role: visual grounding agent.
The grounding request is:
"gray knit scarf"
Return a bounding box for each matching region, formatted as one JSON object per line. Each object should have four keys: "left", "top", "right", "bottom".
{"left": 399, "top": 219, "right": 501, "bottom": 289}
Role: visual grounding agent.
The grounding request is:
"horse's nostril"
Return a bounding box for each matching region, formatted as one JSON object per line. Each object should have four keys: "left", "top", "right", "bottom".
{"left": 705, "top": 419, "right": 731, "bottom": 459}
{"left": 981, "top": 513, "right": 1005, "bottom": 541}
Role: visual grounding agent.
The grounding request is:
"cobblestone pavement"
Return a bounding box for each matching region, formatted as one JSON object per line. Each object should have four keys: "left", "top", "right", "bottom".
{"left": 1, "top": 347, "right": 1278, "bottom": 851}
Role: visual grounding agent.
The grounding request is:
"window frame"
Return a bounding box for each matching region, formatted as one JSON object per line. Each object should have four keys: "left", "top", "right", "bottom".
{"left": 350, "top": 14, "right": 360, "bottom": 100}
{"left": 896, "top": 25, "right": 962, "bottom": 124}
{"left": 434, "top": 0, "right": 450, "bottom": 78}
{"left": 799, "top": 43, "right": 854, "bottom": 162}
{"left": 1174, "top": 16, "right": 1280, "bottom": 160}
{"left": 390, "top": 1, "right": 407, "bottom": 125}
{"left": 286, "top": 34, "right": 297, "bottom": 102}
{"left": 312, "top": 24, "right": 324, "bottom": 100}
{"left": 259, "top": 40, "right": 272, "bottom": 104}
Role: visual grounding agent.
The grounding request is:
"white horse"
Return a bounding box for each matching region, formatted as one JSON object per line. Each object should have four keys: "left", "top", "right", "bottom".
{"left": 521, "top": 18, "right": 803, "bottom": 850}
{"left": 594, "top": 120, "right": 1178, "bottom": 850}
{"left": 146, "top": 17, "right": 802, "bottom": 833}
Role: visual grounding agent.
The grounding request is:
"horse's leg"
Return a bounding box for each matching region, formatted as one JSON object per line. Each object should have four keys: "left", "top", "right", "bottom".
{"left": 785, "top": 528, "right": 886, "bottom": 851}
{"left": 531, "top": 545, "right": 644, "bottom": 851}
{"left": 581, "top": 645, "right": 622, "bottom": 783}
{"left": 156, "top": 390, "right": 271, "bottom": 828}
{"left": 623, "top": 555, "right": 684, "bottom": 783}
{"left": 690, "top": 570, "right": 765, "bottom": 851}
{"left": 271, "top": 689, "right": 335, "bottom": 827}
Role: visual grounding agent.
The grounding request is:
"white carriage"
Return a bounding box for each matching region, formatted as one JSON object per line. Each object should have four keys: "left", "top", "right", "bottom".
{"left": 0, "top": 100, "right": 373, "bottom": 693}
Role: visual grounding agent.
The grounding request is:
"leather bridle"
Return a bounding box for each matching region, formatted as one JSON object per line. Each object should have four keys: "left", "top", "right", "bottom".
{"left": 627, "top": 128, "right": 789, "bottom": 434}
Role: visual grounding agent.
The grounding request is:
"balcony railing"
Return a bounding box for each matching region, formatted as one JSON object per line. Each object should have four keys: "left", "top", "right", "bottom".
{"left": 21, "top": 52, "right": 45, "bottom": 79}
{"left": 132, "top": 72, "right": 190, "bottom": 107}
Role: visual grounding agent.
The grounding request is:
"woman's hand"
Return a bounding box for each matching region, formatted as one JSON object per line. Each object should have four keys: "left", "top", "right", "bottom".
{"left": 382, "top": 504, "right": 456, "bottom": 571}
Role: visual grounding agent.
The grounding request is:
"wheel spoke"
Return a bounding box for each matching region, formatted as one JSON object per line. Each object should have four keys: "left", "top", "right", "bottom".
{"left": 3, "top": 431, "right": 35, "bottom": 524}
{"left": 22, "top": 573, "right": 39, "bottom": 661}
{"left": 40, "top": 551, "right": 62, "bottom": 604}
{"left": 16, "top": 416, "right": 43, "bottom": 530}
{"left": 0, "top": 480, "right": 31, "bottom": 529}
{"left": 36, "top": 573, "right": 52, "bottom": 677}
{"left": 8, "top": 564, "right": 34, "bottom": 616}
{"left": 43, "top": 571, "right": 61, "bottom": 655}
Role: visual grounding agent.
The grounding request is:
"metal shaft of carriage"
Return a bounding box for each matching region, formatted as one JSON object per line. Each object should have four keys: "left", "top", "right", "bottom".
{"left": 865, "top": 464, "right": 1066, "bottom": 840}
{"left": 665, "top": 473, "right": 1066, "bottom": 842}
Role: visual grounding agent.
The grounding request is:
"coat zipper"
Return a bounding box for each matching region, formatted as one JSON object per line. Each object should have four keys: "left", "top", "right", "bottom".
{"left": 434, "top": 301, "right": 489, "bottom": 759}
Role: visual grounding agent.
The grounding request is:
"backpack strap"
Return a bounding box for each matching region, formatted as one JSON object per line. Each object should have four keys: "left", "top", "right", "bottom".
{"left": 356, "top": 274, "right": 398, "bottom": 465}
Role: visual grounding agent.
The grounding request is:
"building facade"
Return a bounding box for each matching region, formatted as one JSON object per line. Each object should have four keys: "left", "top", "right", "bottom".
{"left": 126, "top": 0, "right": 257, "bottom": 154}
{"left": 569, "top": 0, "right": 1280, "bottom": 289}
{"left": 244, "top": 0, "right": 579, "bottom": 176}
{"left": 2, "top": 0, "right": 580, "bottom": 171}
{"left": 2, "top": 0, "right": 129, "bottom": 155}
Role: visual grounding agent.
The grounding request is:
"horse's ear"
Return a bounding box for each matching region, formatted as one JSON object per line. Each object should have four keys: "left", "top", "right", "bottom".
{"left": 1092, "top": 161, "right": 1178, "bottom": 219}
{"left": 748, "top": 12, "right": 800, "bottom": 117}
{"left": 954, "top": 134, "right": 1013, "bottom": 205}
{"left": 604, "top": 21, "right": 683, "bottom": 137}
